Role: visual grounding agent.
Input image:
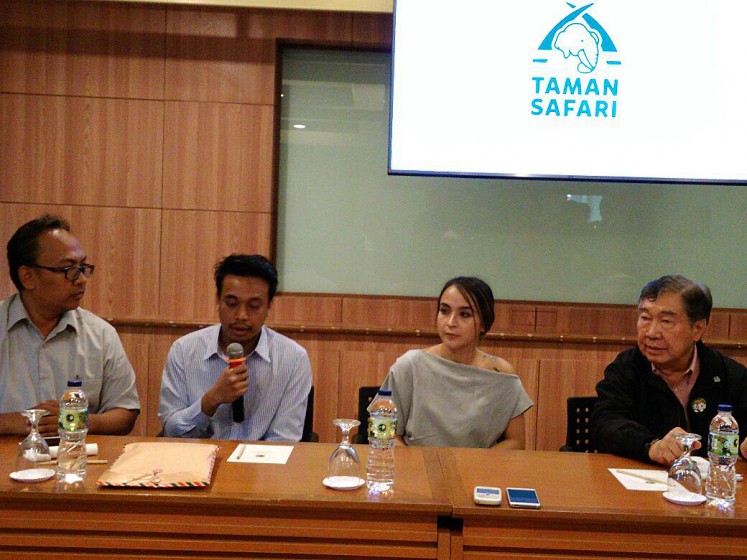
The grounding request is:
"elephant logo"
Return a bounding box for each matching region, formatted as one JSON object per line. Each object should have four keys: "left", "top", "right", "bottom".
{"left": 553, "top": 23, "right": 601, "bottom": 74}
{"left": 534, "top": 2, "right": 619, "bottom": 73}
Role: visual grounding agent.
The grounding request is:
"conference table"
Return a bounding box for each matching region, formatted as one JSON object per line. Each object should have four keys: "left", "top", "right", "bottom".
{"left": 0, "top": 436, "right": 451, "bottom": 559}
{"left": 440, "top": 448, "right": 747, "bottom": 559}
{"left": 1, "top": 436, "right": 746, "bottom": 559}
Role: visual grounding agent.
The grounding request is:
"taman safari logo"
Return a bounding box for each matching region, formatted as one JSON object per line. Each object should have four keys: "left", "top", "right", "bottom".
{"left": 531, "top": 2, "right": 621, "bottom": 119}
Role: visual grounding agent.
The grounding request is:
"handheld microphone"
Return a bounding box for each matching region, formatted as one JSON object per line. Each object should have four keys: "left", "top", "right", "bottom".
{"left": 227, "top": 342, "right": 246, "bottom": 423}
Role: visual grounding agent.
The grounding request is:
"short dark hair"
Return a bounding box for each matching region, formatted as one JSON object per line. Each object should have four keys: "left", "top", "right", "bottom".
{"left": 214, "top": 254, "right": 278, "bottom": 301}
{"left": 638, "top": 275, "right": 712, "bottom": 325}
{"left": 437, "top": 276, "right": 496, "bottom": 334}
{"left": 7, "top": 214, "right": 71, "bottom": 292}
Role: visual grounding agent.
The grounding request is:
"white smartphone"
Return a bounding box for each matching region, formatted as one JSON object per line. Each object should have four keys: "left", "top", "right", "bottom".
{"left": 506, "top": 487, "right": 540, "bottom": 509}
{"left": 473, "top": 486, "right": 502, "bottom": 506}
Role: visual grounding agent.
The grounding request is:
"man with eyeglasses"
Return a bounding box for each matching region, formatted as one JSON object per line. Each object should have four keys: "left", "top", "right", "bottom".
{"left": 0, "top": 214, "right": 140, "bottom": 436}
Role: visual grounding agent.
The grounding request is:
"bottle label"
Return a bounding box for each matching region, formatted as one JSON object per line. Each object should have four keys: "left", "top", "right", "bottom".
{"left": 59, "top": 408, "right": 88, "bottom": 432}
{"left": 369, "top": 417, "right": 397, "bottom": 441}
{"left": 709, "top": 432, "right": 739, "bottom": 457}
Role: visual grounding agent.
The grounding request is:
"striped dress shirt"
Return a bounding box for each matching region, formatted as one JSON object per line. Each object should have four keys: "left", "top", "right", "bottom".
{"left": 158, "top": 324, "right": 311, "bottom": 441}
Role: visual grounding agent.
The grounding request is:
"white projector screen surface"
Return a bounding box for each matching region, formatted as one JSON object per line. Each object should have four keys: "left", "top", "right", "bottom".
{"left": 389, "top": 0, "right": 747, "bottom": 184}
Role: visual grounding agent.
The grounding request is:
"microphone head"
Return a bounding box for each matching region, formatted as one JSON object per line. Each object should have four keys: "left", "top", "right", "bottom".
{"left": 227, "top": 342, "right": 244, "bottom": 359}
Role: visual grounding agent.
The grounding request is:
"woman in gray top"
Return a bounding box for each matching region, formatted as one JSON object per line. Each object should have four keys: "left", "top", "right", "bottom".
{"left": 381, "top": 277, "right": 532, "bottom": 448}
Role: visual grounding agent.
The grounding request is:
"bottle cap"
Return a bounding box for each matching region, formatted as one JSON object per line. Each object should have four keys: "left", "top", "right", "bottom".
{"left": 717, "top": 403, "right": 733, "bottom": 412}
{"left": 377, "top": 389, "right": 392, "bottom": 396}
{"left": 67, "top": 377, "right": 83, "bottom": 387}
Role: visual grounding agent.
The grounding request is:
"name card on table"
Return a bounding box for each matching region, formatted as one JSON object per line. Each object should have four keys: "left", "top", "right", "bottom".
{"left": 228, "top": 444, "right": 294, "bottom": 464}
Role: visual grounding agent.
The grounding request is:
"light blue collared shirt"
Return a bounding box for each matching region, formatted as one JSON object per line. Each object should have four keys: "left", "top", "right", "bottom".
{"left": 158, "top": 324, "right": 311, "bottom": 441}
{"left": 0, "top": 294, "right": 140, "bottom": 414}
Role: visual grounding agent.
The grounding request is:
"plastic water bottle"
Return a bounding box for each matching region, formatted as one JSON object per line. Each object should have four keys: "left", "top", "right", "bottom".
{"left": 366, "top": 389, "right": 397, "bottom": 492}
{"left": 57, "top": 377, "right": 89, "bottom": 483}
{"left": 705, "top": 403, "right": 739, "bottom": 506}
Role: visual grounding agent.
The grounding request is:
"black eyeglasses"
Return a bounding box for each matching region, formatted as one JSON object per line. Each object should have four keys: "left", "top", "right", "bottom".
{"left": 31, "top": 263, "right": 95, "bottom": 281}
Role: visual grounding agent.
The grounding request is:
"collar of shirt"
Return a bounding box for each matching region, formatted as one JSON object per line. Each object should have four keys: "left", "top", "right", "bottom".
{"left": 205, "top": 324, "right": 272, "bottom": 364}
{"left": 7, "top": 293, "right": 77, "bottom": 338}
{"left": 652, "top": 344, "right": 700, "bottom": 388}
{"left": 652, "top": 344, "right": 700, "bottom": 415}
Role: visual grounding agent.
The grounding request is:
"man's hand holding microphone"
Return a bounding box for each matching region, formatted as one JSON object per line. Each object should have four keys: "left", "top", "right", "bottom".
{"left": 200, "top": 342, "right": 248, "bottom": 420}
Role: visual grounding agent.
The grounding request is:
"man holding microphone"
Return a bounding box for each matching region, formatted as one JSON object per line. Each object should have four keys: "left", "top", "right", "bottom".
{"left": 158, "top": 254, "right": 311, "bottom": 441}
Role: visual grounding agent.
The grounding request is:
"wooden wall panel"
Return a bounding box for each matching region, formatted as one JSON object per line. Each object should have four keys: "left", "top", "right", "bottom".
{"left": 117, "top": 331, "right": 150, "bottom": 437}
{"left": 159, "top": 209, "right": 273, "bottom": 320}
{"left": 341, "top": 297, "right": 434, "bottom": 330}
{"left": 495, "top": 304, "right": 536, "bottom": 333}
{"left": 305, "top": 349, "right": 339, "bottom": 443}
{"left": 65, "top": 206, "right": 162, "bottom": 318}
{"left": 535, "top": 305, "right": 637, "bottom": 337}
{"left": 164, "top": 8, "right": 352, "bottom": 104}
{"left": 535, "top": 359, "right": 607, "bottom": 451}
{"left": 352, "top": 12, "right": 393, "bottom": 47}
{"left": 337, "top": 298, "right": 541, "bottom": 334}
{"left": 270, "top": 294, "right": 343, "bottom": 325}
{"left": 0, "top": 204, "right": 161, "bottom": 319}
{"left": 731, "top": 312, "right": 747, "bottom": 341}
{"left": 706, "top": 310, "right": 731, "bottom": 341}
{"left": 483, "top": 339, "right": 623, "bottom": 372}
{"left": 0, "top": 0, "right": 165, "bottom": 99}
{"left": 0, "top": 94, "right": 164, "bottom": 208}
{"left": 162, "top": 101, "right": 274, "bottom": 212}
{"left": 165, "top": 8, "right": 277, "bottom": 104}
{"left": 269, "top": 9, "right": 352, "bottom": 43}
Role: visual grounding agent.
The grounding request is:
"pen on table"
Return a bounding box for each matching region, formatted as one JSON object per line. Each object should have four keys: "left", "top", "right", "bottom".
{"left": 235, "top": 443, "right": 245, "bottom": 460}
{"left": 616, "top": 469, "right": 665, "bottom": 485}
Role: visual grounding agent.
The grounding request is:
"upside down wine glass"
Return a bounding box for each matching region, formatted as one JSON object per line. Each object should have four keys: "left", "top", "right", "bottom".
{"left": 666, "top": 432, "right": 704, "bottom": 501}
{"left": 11, "top": 409, "right": 53, "bottom": 482}
{"left": 324, "top": 418, "right": 364, "bottom": 490}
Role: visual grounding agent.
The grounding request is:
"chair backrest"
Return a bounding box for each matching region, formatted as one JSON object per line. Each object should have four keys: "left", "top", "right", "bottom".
{"left": 355, "top": 386, "right": 380, "bottom": 444}
{"left": 562, "top": 396, "right": 598, "bottom": 452}
{"left": 301, "top": 386, "right": 319, "bottom": 442}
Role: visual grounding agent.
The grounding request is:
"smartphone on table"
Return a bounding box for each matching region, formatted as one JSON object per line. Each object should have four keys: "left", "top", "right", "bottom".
{"left": 506, "top": 487, "right": 540, "bottom": 509}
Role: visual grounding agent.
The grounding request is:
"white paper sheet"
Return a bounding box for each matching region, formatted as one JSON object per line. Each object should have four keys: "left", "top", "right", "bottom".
{"left": 689, "top": 456, "right": 743, "bottom": 481}
{"left": 691, "top": 456, "right": 709, "bottom": 478}
{"left": 227, "top": 444, "right": 294, "bottom": 464}
{"left": 49, "top": 443, "right": 98, "bottom": 459}
{"left": 609, "top": 468, "right": 668, "bottom": 491}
